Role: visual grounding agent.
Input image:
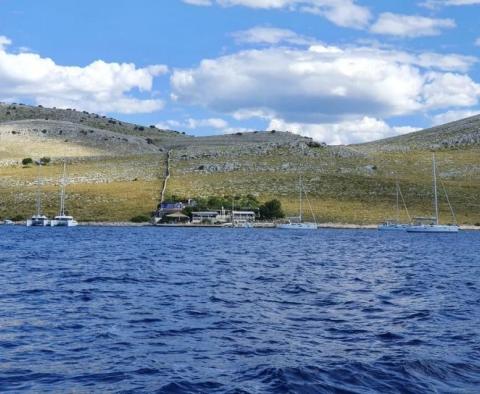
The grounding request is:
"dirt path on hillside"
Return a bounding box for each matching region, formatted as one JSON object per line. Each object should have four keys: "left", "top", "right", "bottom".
{"left": 160, "top": 150, "right": 171, "bottom": 204}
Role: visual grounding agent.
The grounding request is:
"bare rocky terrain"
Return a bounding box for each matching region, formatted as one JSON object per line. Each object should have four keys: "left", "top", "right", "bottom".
{"left": 356, "top": 114, "right": 480, "bottom": 152}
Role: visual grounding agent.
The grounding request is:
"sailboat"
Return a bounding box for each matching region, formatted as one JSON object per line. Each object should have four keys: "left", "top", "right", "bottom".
{"left": 50, "top": 161, "right": 78, "bottom": 227}
{"left": 378, "top": 179, "right": 411, "bottom": 231}
{"left": 26, "top": 163, "right": 50, "bottom": 227}
{"left": 407, "top": 154, "right": 459, "bottom": 233}
{"left": 277, "top": 177, "right": 318, "bottom": 230}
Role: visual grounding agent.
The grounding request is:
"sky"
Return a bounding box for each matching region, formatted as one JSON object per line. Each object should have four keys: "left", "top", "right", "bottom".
{"left": 0, "top": 0, "right": 479, "bottom": 144}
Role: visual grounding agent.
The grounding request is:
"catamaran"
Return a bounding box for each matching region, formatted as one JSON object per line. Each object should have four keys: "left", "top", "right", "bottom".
{"left": 407, "top": 154, "right": 459, "bottom": 233}
{"left": 26, "top": 164, "right": 50, "bottom": 227}
{"left": 277, "top": 177, "right": 318, "bottom": 230}
{"left": 50, "top": 161, "right": 78, "bottom": 227}
{"left": 378, "top": 179, "right": 412, "bottom": 231}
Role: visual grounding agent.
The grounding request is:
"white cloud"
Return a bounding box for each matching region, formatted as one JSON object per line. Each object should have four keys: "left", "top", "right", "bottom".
{"left": 0, "top": 36, "right": 12, "bottom": 49}
{"left": 0, "top": 36, "right": 168, "bottom": 114}
{"left": 187, "top": 118, "right": 229, "bottom": 128}
{"left": 431, "top": 109, "right": 480, "bottom": 125}
{"left": 170, "top": 42, "right": 480, "bottom": 143}
{"left": 232, "top": 27, "right": 315, "bottom": 46}
{"left": 421, "top": 0, "right": 480, "bottom": 8}
{"left": 422, "top": 72, "right": 480, "bottom": 108}
{"left": 370, "top": 13, "right": 455, "bottom": 37}
{"left": 182, "top": 0, "right": 371, "bottom": 29}
{"left": 268, "top": 117, "right": 418, "bottom": 144}
{"left": 183, "top": 0, "right": 212, "bottom": 4}
{"left": 171, "top": 45, "right": 479, "bottom": 124}
{"left": 156, "top": 117, "right": 228, "bottom": 130}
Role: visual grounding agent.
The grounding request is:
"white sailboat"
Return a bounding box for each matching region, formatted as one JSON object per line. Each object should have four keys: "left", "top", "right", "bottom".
{"left": 378, "top": 179, "right": 411, "bottom": 231}
{"left": 26, "top": 164, "right": 50, "bottom": 227}
{"left": 277, "top": 177, "right": 318, "bottom": 230}
{"left": 50, "top": 161, "right": 78, "bottom": 227}
{"left": 407, "top": 154, "right": 459, "bottom": 233}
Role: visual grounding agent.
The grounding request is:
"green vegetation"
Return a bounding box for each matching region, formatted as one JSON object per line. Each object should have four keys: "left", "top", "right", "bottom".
{"left": 22, "top": 158, "right": 33, "bottom": 166}
{"left": 259, "top": 199, "right": 285, "bottom": 220}
{"left": 130, "top": 214, "right": 151, "bottom": 223}
{"left": 39, "top": 157, "right": 51, "bottom": 165}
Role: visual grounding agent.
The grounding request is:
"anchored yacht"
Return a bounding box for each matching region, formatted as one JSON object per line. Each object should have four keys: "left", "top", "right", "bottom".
{"left": 27, "top": 164, "right": 50, "bottom": 227}
{"left": 407, "top": 154, "right": 459, "bottom": 233}
{"left": 50, "top": 161, "right": 78, "bottom": 227}
{"left": 277, "top": 177, "right": 318, "bottom": 230}
{"left": 378, "top": 180, "right": 412, "bottom": 231}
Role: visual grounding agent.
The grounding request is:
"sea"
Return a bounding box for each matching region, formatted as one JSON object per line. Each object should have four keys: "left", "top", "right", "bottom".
{"left": 0, "top": 226, "right": 479, "bottom": 393}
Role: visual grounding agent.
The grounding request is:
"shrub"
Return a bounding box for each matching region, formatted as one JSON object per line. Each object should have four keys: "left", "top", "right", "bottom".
{"left": 130, "top": 215, "right": 150, "bottom": 223}
{"left": 22, "top": 158, "right": 33, "bottom": 166}
{"left": 259, "top": 199, "right": 285, "bottom": 220}
{"left": 307, "top": 141, "right": 326, "bottom": 148}
{"left": 39, "top": 157, "right": 51, "bottom": 165}
{"left": 11, "top": 214, "right": 24, "bottom": 222}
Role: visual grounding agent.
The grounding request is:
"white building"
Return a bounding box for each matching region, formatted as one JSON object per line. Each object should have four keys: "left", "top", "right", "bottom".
{"left": 191, "top": 210, "right": 256, "bottom": 225}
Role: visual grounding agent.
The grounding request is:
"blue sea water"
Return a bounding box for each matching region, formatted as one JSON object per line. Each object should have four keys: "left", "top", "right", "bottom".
{"left": 0, "top": 227, "right": 479, "bottom": 393}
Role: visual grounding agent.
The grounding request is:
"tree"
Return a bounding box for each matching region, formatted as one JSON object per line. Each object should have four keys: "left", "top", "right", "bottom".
{"left": 259, "top": 199, "right": 285, "bottom": 220}
{"left": 22, "top": 158, "right": 33, "bottom": 166}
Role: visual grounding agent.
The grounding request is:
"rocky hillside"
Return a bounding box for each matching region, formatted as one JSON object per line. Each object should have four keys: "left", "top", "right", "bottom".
{"left": 0, "top": 102, "right": 183, "bottom": 138}
{"left": 0, "top": 103, "right": 479, "bottom": 225}
{"left": 356, "top": 114, "right": 480, "bottom": 152}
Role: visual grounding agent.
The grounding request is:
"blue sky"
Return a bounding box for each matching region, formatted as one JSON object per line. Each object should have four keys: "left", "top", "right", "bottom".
{"left": 0, "top": 0, "right": 479, "bottom": 143}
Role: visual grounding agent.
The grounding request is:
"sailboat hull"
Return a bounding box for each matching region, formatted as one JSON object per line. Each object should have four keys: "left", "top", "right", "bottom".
{"left": 378, "top": 224, "right": 410, "bottom": 231}
{"left": 277, "top": 222, "right": 318, "bottom": 230}
{"left": 26, "top": 216, "right": 50, "bottom": 227}
{"left": 50, "top": 216, "right": 78, "bottom": 227}
{"left": 407, "top": 225, "right": 459, "bottom": 233}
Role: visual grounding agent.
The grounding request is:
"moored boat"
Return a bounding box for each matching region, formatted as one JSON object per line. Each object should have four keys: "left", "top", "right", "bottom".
{"left": 50, "top": 161, "right": 78, "bottom": 227}
{"left": 27, "top": 163, "right": 50, "bottom": 227}
{"left": 378, "top": 180, "right": 412, "bottom": 231}
{"left": 406, "top": 154, "right": 459, "bottom": 234}
{"left": 277, "top": 177, "right": 317, "bottom": 230}
{"left": 378, "top": 221, "right": 410, "bottom": 231}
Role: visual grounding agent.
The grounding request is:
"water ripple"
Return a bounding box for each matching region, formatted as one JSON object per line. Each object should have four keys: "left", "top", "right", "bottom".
{"left": 0, "top": 227, "right": 479, "bottom": 392}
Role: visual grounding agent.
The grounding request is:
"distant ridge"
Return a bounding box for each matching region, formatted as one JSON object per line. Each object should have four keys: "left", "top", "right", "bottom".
{"left": 356, "top": 114, "right": 480, "bottom": 152}
{"left": 0, "top": 102, "right": 183, "bottom": 138}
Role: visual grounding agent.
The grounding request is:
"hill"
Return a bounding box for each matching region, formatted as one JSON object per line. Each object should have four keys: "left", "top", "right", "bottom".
{"left": 0, "top": 103, "right": 479, "bottom": 225}
{"left": 356, "top": 114, "right": 480, "bottom": 152}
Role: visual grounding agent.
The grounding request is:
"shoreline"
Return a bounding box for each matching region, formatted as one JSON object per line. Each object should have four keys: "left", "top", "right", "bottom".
{"left": 76, "top": 222, "right": 480, "bottom": 230}
{"left": 3, "top": 221, "right": 479, "bottom": 230}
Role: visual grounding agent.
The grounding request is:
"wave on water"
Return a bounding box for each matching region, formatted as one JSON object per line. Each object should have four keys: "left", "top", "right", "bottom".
{"left": 0, "top": 227, "right": 479, "bottom": 392}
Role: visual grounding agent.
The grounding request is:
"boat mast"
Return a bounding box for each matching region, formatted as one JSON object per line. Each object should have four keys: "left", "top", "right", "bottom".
{"left": 35, "top": 163, "right": 41, "bottom": 217}
{"left": 59, "top": 161, "right": 66, "bottom": 216}
{"left": 299, "top": 176, "right": 303, "bottom": 222}
{"left": 395, "top": 178, "right": 400, "bottom": 223}
{"left": 432, "top": 153, "right": 439, "bottom": 225}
